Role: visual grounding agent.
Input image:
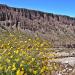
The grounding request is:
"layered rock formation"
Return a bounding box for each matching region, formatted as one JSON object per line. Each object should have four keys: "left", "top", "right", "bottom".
{"left": 0, "top": 4, "right": 75, "bottom": 48}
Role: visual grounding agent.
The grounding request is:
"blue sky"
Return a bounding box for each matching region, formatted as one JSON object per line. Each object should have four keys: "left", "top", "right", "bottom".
{"left": 0, "top": 0, "right": 75, "bottom": 17}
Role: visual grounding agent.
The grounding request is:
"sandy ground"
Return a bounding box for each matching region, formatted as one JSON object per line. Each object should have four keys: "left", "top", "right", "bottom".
{"left": 48, "top": 49, "right": 75, "bottom": 75}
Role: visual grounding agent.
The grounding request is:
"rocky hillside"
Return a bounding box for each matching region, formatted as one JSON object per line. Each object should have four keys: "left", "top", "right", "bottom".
{"left": 0, "top": 4, "right": 75, "bottom": 48}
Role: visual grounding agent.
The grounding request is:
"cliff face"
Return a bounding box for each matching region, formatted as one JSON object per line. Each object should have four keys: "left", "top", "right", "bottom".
{"left": 0, "top": 4, "right": 75, "bottom": 48}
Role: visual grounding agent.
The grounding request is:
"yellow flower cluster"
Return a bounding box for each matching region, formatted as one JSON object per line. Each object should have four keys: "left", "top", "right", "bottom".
{"left": 0, "top": 31, "right": 59, "bottom": 75}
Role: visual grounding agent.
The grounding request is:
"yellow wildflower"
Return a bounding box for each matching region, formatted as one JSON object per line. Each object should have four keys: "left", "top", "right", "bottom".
{"left": 0, "top": 56, "right": 1, "bottom": 59}
{"left": 15, "top": 58, "right": 19, "bottom": 62}
{"left": 6, "top": 58, "right": 10, "bottom": 63}
{"left": 8, "top": 66, "right": 11, "bottom": 70}
{"left": 16, "top": 68, "right": 25, "bottom": 75}
{"left": 20, "top": 64, "right": 23, "bottom": 67}
{"left": 15, "top": 50, "right": 19, "bottom": 54}
{"left": 33, "top": 70, "right": 37, "bottom": 75}
{"left": 12, "top": 63, "right": 16, "bottom": 71}
{"left": 0, "top": 65, "right": 3, "bottom": 70}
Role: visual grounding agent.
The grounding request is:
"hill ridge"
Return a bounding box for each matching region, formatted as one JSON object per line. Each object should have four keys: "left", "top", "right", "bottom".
{"left": 0, "top": 4, "right": 75, "bottom": 48}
